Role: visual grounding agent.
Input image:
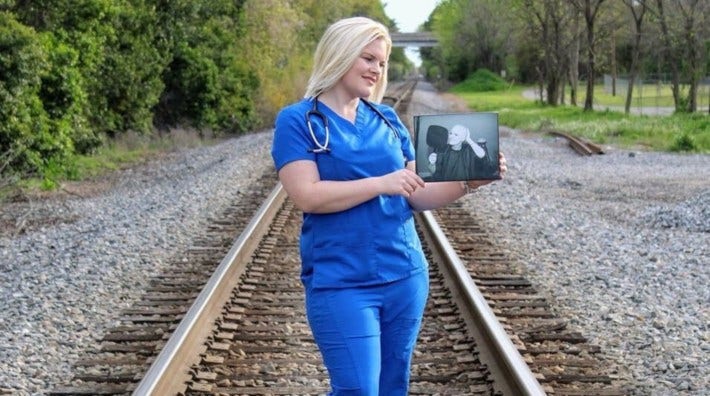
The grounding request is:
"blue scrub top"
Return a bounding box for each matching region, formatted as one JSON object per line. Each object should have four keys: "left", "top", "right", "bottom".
{"left": 271, "top": 98, "right": 428, "bottom": 289}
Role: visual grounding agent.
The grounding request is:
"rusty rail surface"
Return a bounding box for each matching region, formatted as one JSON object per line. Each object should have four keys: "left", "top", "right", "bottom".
{"left": 548, "top": 130, "right": 605, "bottom": 156}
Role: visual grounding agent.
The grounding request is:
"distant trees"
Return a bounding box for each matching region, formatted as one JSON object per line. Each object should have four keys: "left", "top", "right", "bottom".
{"left": 422, "top": 0, "right": 514, "bottom": 83}
{"left": 647, "top": 0, "right": 709, "bottom": 113}
{"left": 518, "top": 0, "right": 577, "bottom": 106}
{"left": 422, "top": 0, "right": 708, "bottom": 114}
{"left": 0, "top": 0, "right": 407, "bottom": 180}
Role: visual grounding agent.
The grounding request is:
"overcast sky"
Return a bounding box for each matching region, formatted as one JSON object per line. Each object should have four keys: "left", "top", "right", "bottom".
{"left": 383, "top": 0, "right": 440, "bottom": 66}
{"left": 383, "top": 0, "right": 439, "bottom": 32}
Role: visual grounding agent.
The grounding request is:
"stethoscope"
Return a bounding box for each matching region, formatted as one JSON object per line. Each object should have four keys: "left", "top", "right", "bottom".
{"left": 306, "top": 96, "right": 400, "bottom": 153}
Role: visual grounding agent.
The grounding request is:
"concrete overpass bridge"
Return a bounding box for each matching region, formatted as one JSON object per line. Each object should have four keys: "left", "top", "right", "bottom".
{"left": 390, "top": 32, "right": 438, "bottom": 47}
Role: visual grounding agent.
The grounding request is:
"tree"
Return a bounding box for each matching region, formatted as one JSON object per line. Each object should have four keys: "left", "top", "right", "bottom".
{"left": 568, "top": 7, "right": 582, "bottom": 106}
{"left": 153, "top": 0, "right": 259, "bottom": 132}
{"left": 672, "top": 0, "right": 708, "bottom": 112}
{"left": 622, "top": 0, "right": 648, "bottom": 114}
{"left": 429, "top": 0, "right": 514, "bottom": 83}
{"left": 0, "top": 12, "right": 53, "bottom": 173}
{"left": 645, "top": 0, "right": 708, "bottom": 113}
{"left": 235, "top": 0, "right": 306, "bottom": 122}
{"left": 515, "top": 0, "right": 577, "bottom": 105}
{"left": 570, "top": 0, "right": 608, "bottom": 111}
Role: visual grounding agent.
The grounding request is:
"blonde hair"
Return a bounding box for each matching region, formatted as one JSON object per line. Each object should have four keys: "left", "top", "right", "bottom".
{"left": 304, "top": 17, "right": 392, "bottom": 103}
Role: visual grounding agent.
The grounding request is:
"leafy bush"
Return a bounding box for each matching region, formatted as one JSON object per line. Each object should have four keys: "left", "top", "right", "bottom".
{"left": 39, "top": 33, "right": 101, "bottom": 154}
{"left": 90, "top": 3, "right": 167, "bottom": 136}
{"left": 670, "top": 132, "right": 697, "bottom": 152}
{"left": 0, "top": 12, "right": 54, "bottom": 174}
{"left": 154, "top": 10, "right": 259, "bottom": 133}
{"left": 1, "top": 0, "right": 392, "bottom": 187}
{"left": 450, "top": 68, "right": 507, "bottom": 93}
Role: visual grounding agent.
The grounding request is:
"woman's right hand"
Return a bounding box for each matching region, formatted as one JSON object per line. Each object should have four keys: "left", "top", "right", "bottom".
{"left": 379, "top": 169, "right": 425, "bottom": 197}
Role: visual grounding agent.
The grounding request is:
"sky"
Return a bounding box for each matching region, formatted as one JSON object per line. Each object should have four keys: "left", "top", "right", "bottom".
{"left": 383, "top": 0, "right": 441, "bottom": 66}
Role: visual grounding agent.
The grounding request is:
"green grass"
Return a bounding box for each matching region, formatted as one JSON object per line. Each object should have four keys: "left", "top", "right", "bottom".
{"left": 452, "top": 85, "right": 709, "bottom": 153}
{"left": 1, "top": 128, "right": 221, "bottom": 200}
{"left": 583, "top": 82, "right": 709, "bottom": 108}
{"left": 70, "top": 129, "right": 221, "bottom": 179}
{"left": 71, "top": 146, "right": 152, "bottom": 178}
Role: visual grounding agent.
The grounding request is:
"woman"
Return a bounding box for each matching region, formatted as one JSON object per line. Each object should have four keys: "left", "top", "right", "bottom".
{"left": 271, "top": 16, "right": 506, "bottom": 396}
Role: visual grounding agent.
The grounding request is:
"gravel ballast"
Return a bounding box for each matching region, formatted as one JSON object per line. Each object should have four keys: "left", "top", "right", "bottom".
{"left": 464, "top": 131, "right": 708, "bottom": 395}
{"left": 0, "top": 132, "right": 274, "bottom": 394}
{"left": 1, "top": 85, "right": 708, "bottom": 395}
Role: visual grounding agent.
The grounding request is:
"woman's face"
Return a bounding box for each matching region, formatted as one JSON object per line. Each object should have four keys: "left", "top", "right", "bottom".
{"left": 448, "top": 125, "right": 468, "bottom": 145}
{"left": 339, "top": 38, "right": 387, "bottom": 99}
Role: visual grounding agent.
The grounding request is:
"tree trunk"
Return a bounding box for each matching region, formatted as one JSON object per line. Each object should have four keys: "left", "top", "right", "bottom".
{"left": 547, "top": 76, "right": 560, "bottom": 105}
{"left": 583, "top": 21, "right": 595, "bottom": 111}
{"left": 560, "top": 78, "right": 566, "bottom": 105}
{"left": 536, "top": 65, "right": 545, "bottom": 103}
{"left": 682, "top": 8, "right": 701, "bottom": 113}
{"left": 610, "top": 31, "right": 617, "bottom": 96}
{"left": 655, "top": 0, "right": 681, "bottom": 111}
{"left": 624, "top": 1, "right": 646, "bottom": 115}
{"left": 569, "top": 10, "right": 581, "bottom": 106}
{"left": 577, "top": 0, "right": 606, "bottom": 112}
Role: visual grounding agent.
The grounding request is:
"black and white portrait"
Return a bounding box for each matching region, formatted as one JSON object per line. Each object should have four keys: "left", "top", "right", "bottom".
{"left": 414, "top": 112, "right": 500, "bottom": 182}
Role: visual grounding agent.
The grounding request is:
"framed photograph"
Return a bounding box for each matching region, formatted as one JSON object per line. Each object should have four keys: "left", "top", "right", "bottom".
{"left": 413, "top": 112, "right": 500, "bottom": 182}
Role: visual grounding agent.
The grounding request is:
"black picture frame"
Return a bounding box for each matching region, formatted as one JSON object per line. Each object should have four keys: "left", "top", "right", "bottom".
{"left": 413, "top": 112, "right": 500, "bottom": 182}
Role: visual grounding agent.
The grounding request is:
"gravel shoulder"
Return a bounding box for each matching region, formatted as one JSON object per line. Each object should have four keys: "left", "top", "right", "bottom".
{"left": 1, "top": 84, "right": 708, "bottom": 395}
{"left": 464, "top": 132, "right": 708, "bottom": 395}
{"left": 411, "top": 83, "right": 709, "bottom": 395}
{"left": 0, "top": 132, "right": 274, "bottom": 394}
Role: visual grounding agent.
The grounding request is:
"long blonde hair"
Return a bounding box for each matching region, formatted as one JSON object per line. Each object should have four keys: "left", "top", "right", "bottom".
{"left": 304, "top": 17, "right": 392, "bottom": 103}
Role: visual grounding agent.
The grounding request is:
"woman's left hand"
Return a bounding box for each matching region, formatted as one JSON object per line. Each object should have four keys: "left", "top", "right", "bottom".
{"left": 498, "top": 152, "right": 507, "bottom": 177}
{"left": 465, "top": 152, "right": 507, "bottom": 189}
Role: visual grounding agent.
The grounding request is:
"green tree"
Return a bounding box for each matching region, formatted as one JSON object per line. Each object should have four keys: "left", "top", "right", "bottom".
{"left": 93, "top": 1, "right": 166, "bottom": 135}
{"left": 154, "top": 0, "right": 258, "bottom": 132}
{"left": 235, "top": 0, "right": 306, "bottom": 124}
{"left": 10, "top": 0, "right": 166, "bottom": 137}
{"left": 429, "top": 0, "right": 514, "bottom": 83}
{"left": 647, "top": 0, "right": 709, "bottom": 113}
{"left": 0, "top": 12, "right": 54, "bottom": 174}
{"left": 39, "top": 32, "right": 96, "bottom": 154}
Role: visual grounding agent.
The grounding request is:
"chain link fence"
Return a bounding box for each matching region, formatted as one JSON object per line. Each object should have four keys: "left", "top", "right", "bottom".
{"left": 603, "top": 74, "right": 710, "bottom": 114}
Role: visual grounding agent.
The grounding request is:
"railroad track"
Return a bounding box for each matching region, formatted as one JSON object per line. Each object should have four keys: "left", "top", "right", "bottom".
{"left": 547, "top": 130, "right": 605, "bottom": 156}
{"left": 49, "top": 174, "right": 279, "bottom": 395}
{"left": 50, "top": 82, "right": 628, "bottom": 395}
{"left": 431, "top": 203, "right": 627, "bottom": 395}
{"left": 127, "top": 187, "right": 543, "bottom": 395}
{"left": 382, "top": 77, "right": 418, "bottom": 111}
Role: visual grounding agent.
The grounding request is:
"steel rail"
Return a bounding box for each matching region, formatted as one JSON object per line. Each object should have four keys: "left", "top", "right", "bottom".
{"left": 132, "top": 183, "right": 287, "bottom": 396}
{"left": 547, "top": 130, "right": 605, "bottom": 156}
{"left": 382, "top": 78, "right": 418, "bottom": 109}
{"left": 416, "top": 210, "right": 547, "bottom": 396}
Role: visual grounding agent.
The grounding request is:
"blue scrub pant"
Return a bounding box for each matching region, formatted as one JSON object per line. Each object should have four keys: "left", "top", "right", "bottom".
{"left": 305, "top": 271, "right": 429, "bottom": 396}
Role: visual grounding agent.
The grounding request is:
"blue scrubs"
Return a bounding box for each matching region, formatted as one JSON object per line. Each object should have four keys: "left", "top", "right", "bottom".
{"left": 271, "top": 98, "right": 429, "bottom": 395}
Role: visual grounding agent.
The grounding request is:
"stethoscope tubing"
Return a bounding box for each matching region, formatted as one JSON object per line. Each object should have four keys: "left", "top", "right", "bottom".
{"left": 306, "top": 108, "right": 331, "bottom": 153}
{"left": 306, "top": 97, "right": 399, "bottom": 154}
